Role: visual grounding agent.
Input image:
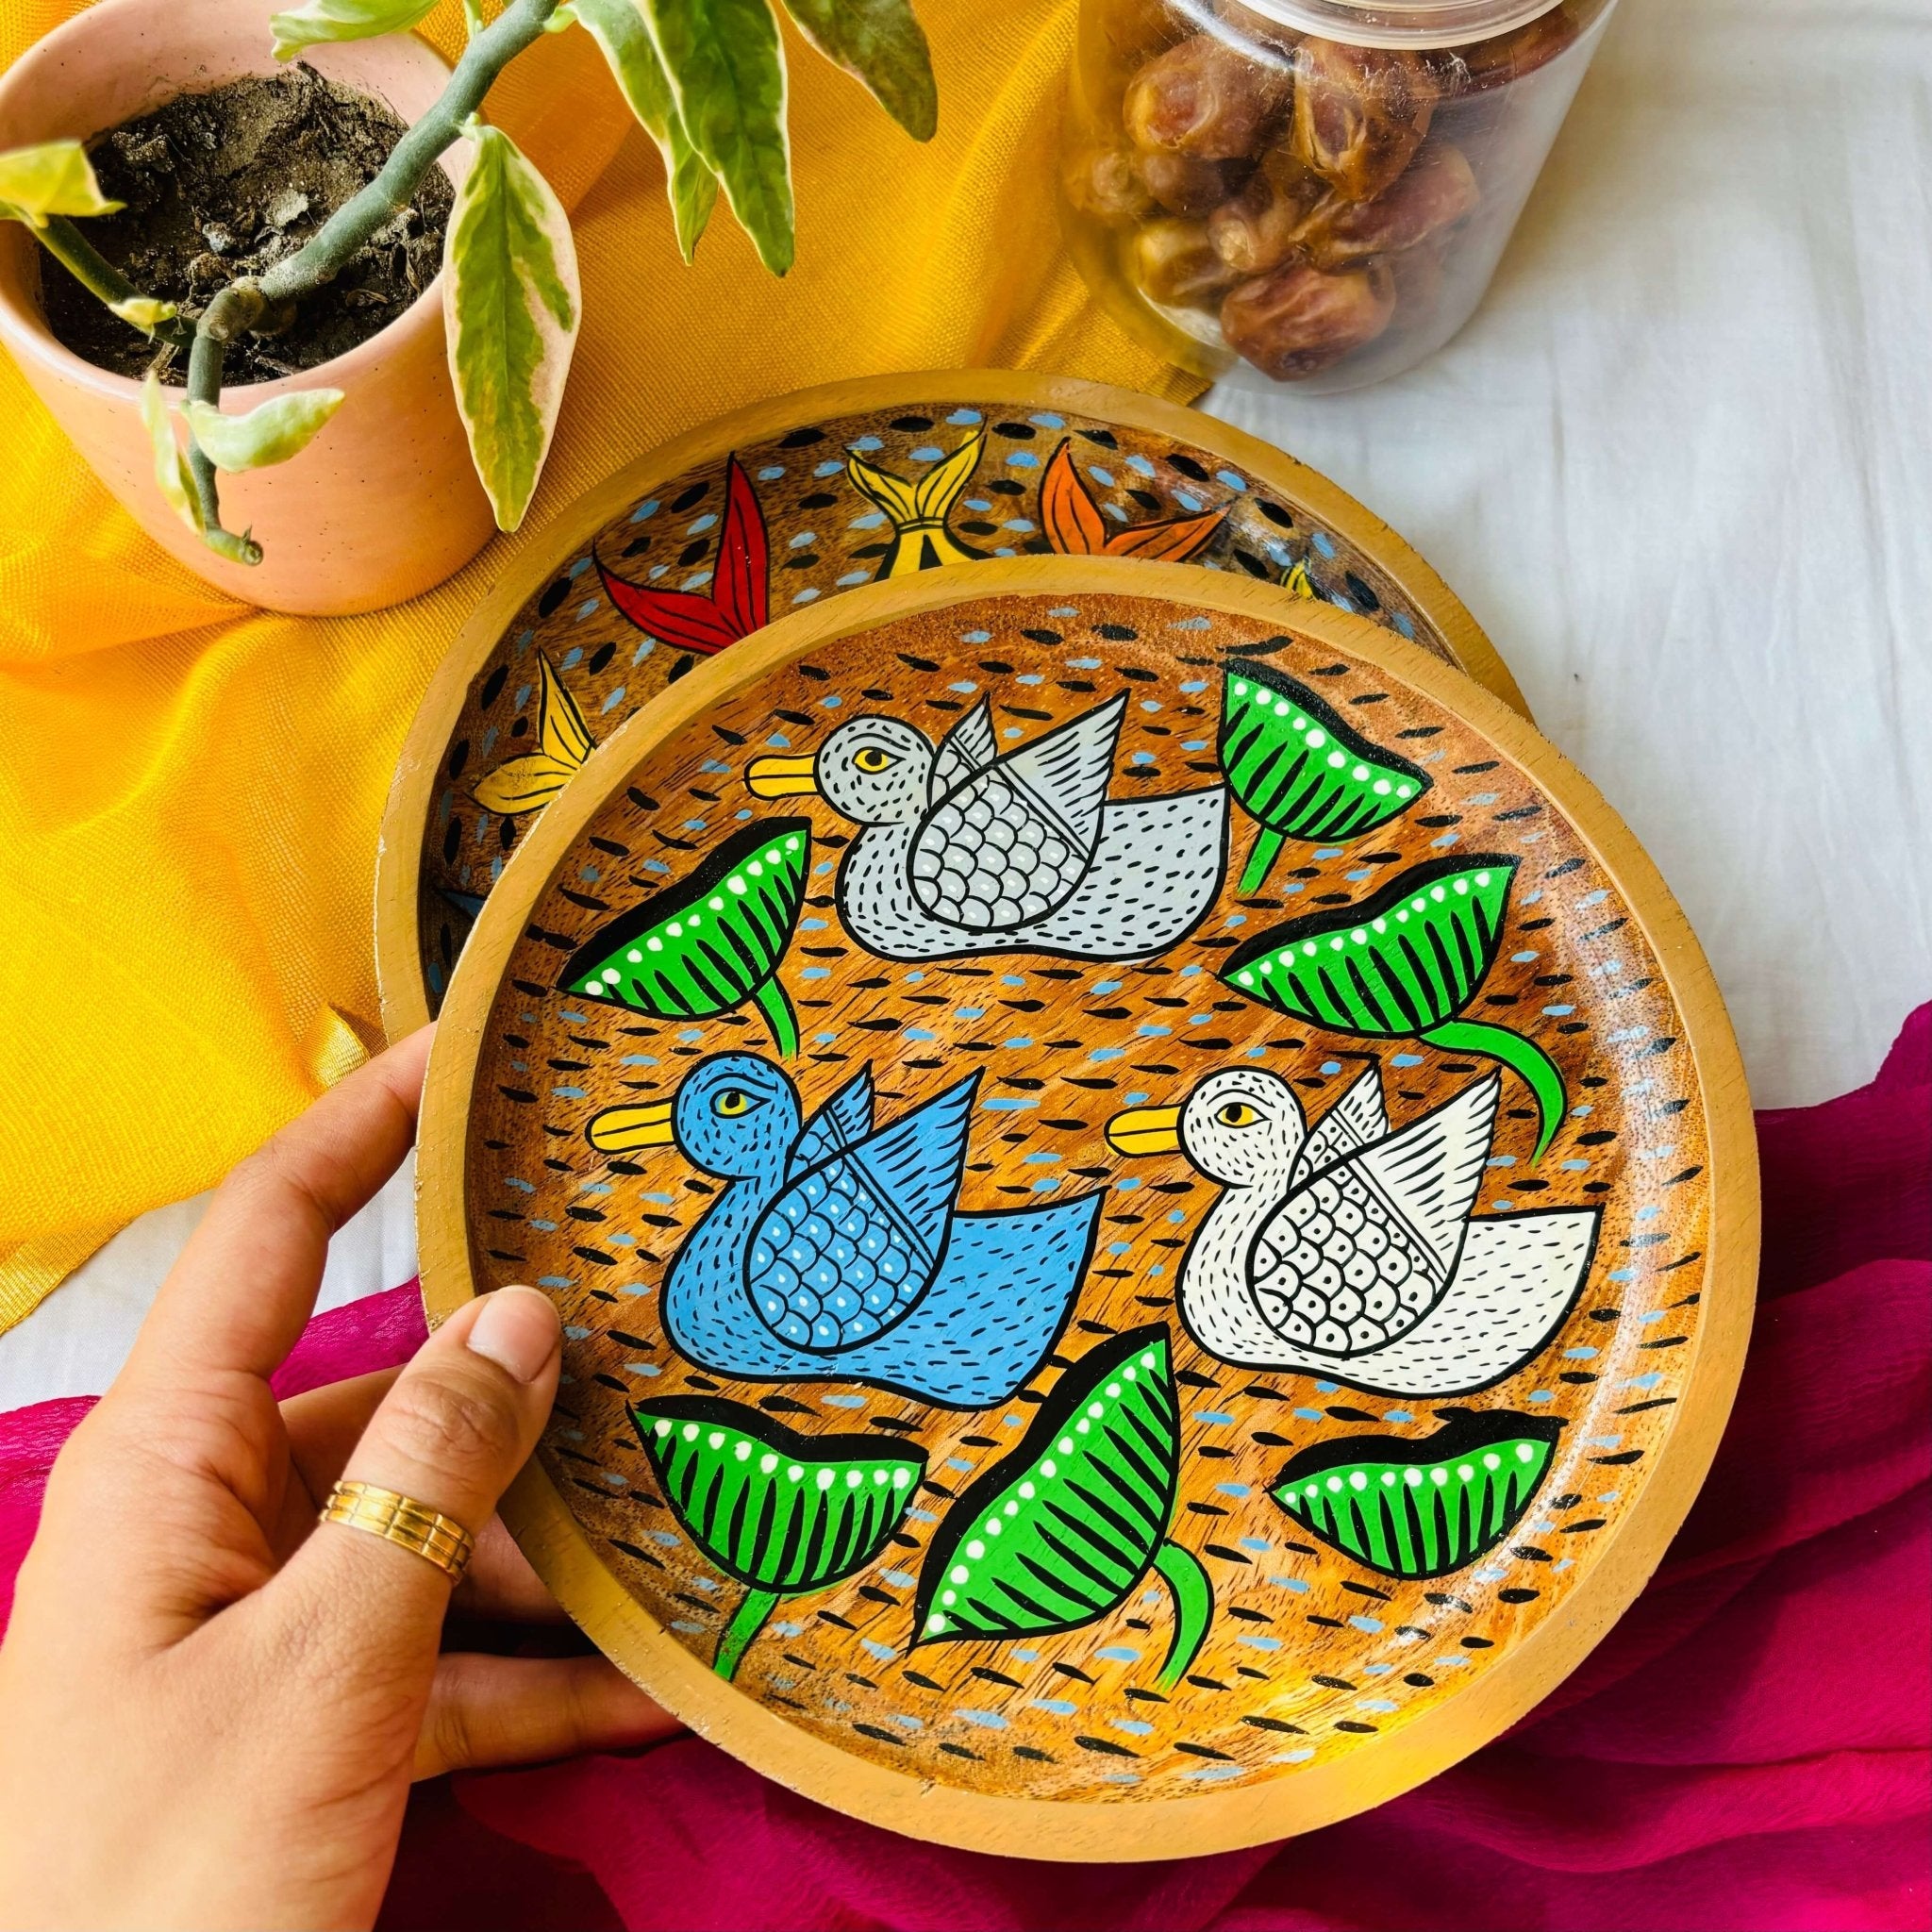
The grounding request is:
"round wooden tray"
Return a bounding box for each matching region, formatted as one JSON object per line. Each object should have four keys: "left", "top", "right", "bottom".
{"left": 378, "top": 371, "right": 1527, "bottom": 1038}
{"left": 418, "top": 558, "right": 1755, "bottom": 1860}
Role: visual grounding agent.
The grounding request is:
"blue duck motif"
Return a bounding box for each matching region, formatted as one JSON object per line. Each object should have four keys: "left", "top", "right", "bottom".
{"left": 591, "top": 1054, "right": 1102, "bottom": 1407}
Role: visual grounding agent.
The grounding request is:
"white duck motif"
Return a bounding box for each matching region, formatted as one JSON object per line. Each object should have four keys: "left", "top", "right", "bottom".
{"left": 1107, "top": 1064, "right": 1600, "bottom": 1395}
{"left": 746, "top": 694, "right": 1227, "bottom": 962}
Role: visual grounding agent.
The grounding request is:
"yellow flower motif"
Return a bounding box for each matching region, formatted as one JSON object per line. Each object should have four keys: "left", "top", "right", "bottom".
{"left": 471, "top": 653, "right": 594, "bottom": 816}
{"left": 845, "top": 430, "right": 988, "bottom": 576}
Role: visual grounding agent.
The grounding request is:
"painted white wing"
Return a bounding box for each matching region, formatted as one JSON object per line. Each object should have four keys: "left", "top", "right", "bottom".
{"left": 930, "top": 701, "right": 998, "bottom": 800}
{"left": 1248, "top": 1075, "right": 1500, "bottom": 1357}
{"left": 1241, "top": 1208, "right": 1601, "bottom": 1394}
{"left": 1348, "top": 1073, "right": 1497, "bottom": 1279}
{"left": 908, "top": 694, "right": 1126, "bottom": 932}
{"left": 1291, "top": 1064, "right": 1390, "bottom": 1191}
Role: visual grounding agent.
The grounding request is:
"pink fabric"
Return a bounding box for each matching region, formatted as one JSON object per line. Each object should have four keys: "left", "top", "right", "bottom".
{"left": 2, "top": 1018, "right": 1926, "bottom": 1931}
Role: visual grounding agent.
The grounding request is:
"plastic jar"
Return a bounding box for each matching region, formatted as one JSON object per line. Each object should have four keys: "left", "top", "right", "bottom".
{"left": 1060, "top": 0, "right": 1617, "bottom": 392}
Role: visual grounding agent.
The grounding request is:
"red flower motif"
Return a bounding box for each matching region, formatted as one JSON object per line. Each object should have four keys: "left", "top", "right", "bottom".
{"left": 595, "top": 455, "right": 771, "bottom": 654}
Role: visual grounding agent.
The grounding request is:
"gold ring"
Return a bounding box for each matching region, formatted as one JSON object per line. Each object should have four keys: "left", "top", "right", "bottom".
{"left": 320, "top": 1480, "right": 475, "bottom": 1585}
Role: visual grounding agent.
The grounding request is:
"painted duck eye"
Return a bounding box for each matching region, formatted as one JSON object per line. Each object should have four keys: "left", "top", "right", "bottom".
{"left": 714, "top": 1089, "right": 754, "bottom": 1118}
{"left": 853, "top": 745, "right": 897, "bottom": 774}
{"left": 1215, "top": 1101, "right": 1259, "bottom": 1128}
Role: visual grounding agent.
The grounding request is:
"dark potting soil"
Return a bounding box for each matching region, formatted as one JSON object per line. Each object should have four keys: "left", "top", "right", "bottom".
{"left": 40, "top": 65, "right": 452, "bottom": 384}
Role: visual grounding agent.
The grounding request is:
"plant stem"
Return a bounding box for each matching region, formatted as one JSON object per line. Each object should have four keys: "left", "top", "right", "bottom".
{"left": 184, "top": 327, "right": 242, "bottom": 553}
{"left": 1418, "top": 1019, "right": 1567, "bottom": 1162}
{"left": 258, "top": 0, "right": 560, "bottom": 308}
{"left": 36, "top": 214, "right": 192, "bottom": 353}
{"left": 714, "top": 1588, "right": 781, "bottom": 1681}
{"left": 753, "top": 979, "right": 800, "bottom": 1059}
{"left": 1152, "top": 1539, "right": 1213, "bottom": 1691}
{"left": 1237, "top": 827, "right": 1286, "bottom": 898}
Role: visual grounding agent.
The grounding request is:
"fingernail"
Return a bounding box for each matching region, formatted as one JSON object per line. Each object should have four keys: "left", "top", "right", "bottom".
{"left": 467, "top": 1286, "right": 561, "bottom": 1384}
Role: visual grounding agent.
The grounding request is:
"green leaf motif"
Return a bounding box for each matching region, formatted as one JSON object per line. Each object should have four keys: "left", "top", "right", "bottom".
{"left": 643, "top": 0, "right": 794, "bottom": 275}
{"left": 1273, "top": 1411, "right": 1559, "bottom": 1580}
{"left": 185, "top": 390, "right": 344, "bottom": 472}
{"left": 1220, "top": 659, "right": 1429, "bottom": 894}
{"left": 913, "top": 1325, "right": 1214, "bottom": 1689}
{"left": 633, "top": 1396, "right": 925, "bottom": 1592}
{"left": 559, "top": 819, "right": 810, "bottom": 1057}
{"left": 573, "top": 0, "right": 718, "bottom": 259}
{"left": 444, "top": 121, "right": 580, "bottom": 531}
{"left": 778, "top": 0, "right": 936, "bottom": 141}
{"left": 0, "top": 141, "right": 121, "bottom": 226}
{"left": 631, "top": 1394, "right": 925, "bottom": 1677}
{"left": 268, "top": 0, "right": 437, "bottom": 60}
{"left": 1221, "top": 856, "right": 1569, "bottom": 1158}
{"left": 1225, "top": 857, "right": 1515, "bottom": 1037}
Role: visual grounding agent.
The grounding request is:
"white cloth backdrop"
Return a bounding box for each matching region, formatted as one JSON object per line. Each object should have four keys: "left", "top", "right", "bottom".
{"left": 4, "top": 0, "right": 1927, "bottom": 1407}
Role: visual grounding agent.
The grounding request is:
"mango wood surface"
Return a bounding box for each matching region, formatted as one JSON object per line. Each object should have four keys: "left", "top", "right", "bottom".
{"left": 418, "top": 559, "right": 1755, "bottom": 1860}
{"left": 378, "top": 372, "right": 1525, "bottom": 1040}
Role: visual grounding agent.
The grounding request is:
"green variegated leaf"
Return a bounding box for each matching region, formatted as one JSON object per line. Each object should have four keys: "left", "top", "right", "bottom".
{"left": 0, "top": 142, "right": 121, "bottom": 227}
{"left": 269, "top": 0, "right": 438, "bottom": 59}
{"left": 574, "top": 0, "right": 717, "bottom": 259}
{"left": 108, "top": 295, "right": 177, "bottom": 335}
{"left": 140, "top": 373, "right": 203, "bottom": 534}
{"left": 642, "top": 0, "right": 792, "bottom": 275}
{"left": 778, "top": 0, "right": 935, "bottom": 140}
{"left": 184, "top": 390, "right": 344, "bottom": 472}
{"left": 661, "top": 119, "right": 720, "bottom": 261}
{"left": 140, "top": 375, "right": 262, "bottom": 565}
{"left": 443, "top": 120, "right": 580, "bottom": 532}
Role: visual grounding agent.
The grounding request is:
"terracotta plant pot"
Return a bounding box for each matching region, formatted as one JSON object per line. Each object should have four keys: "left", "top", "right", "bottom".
{"left": 0, "top": 0, "right": 494, "bottom": 615}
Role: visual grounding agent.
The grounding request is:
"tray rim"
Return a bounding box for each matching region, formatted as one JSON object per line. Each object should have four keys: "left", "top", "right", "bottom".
{"left": 377, "top": 368, "right": 1530, "bottom": 1041}
{"left": 416, "top": 557, "right": 1755, "bottom": 1861}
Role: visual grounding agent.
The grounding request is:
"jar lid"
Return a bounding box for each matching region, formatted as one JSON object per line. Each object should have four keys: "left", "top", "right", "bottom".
{"left": 1212, "top": 0, "right": 1568, "bottom": 51}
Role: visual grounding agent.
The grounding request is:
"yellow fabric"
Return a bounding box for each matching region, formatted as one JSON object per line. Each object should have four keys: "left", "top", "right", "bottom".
{"left": 0, "top": 0, "right": 1196, "bottom": 1328}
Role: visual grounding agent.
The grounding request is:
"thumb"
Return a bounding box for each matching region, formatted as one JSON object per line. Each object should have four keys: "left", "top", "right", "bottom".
{"left": 270, "top": 1287, "right": 561, "bottom": 1662}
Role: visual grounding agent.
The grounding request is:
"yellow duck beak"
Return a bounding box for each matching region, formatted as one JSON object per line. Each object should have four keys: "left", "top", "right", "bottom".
{"left": 746, "top": 753, "right": 818, "bottom": 800}
{"left": 587, "top": 1098, "right": 675, "bottom": 1153}
{"left": 1105, "top": 1104, "right": 1183, "bottom": 1158}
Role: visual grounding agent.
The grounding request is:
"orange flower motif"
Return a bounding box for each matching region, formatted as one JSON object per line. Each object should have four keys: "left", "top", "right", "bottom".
{"left": 1038, "top": 439, "right": 1226, "bottom": 562}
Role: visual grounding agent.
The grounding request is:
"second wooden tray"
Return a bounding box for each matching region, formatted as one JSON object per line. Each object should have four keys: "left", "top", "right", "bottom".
{"left": 377, "top": 372, "right": 1524, "bottom": 1038}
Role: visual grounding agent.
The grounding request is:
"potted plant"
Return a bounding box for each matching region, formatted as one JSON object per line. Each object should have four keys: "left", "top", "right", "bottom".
{"left": 0, "top": 0, "right": 936, "bottom": 614}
